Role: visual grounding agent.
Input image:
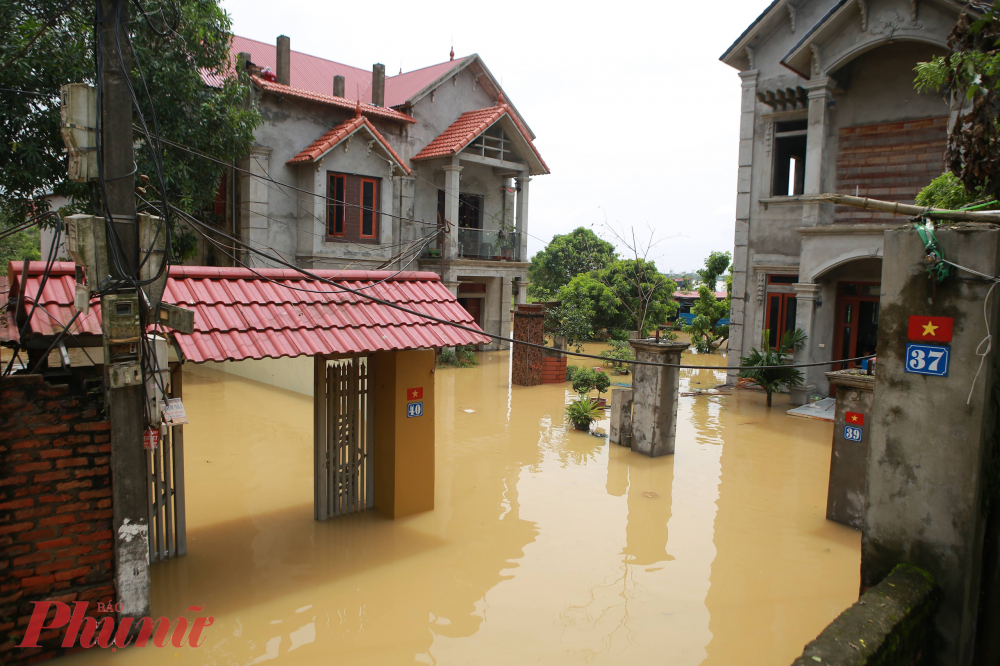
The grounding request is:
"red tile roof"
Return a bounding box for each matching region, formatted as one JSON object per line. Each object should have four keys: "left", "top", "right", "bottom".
{"left": 3, "top": 262, "right": 489, "bottom": 363}
{"left": 412, "top": 103, "right": 550, "bottom": 174}
{"left": 251, "top": 75, "right": 416, "bottom": 124}
{"left": 286, "top": 114, "right": 411, "bottom": 174}
{"left": 218, "top": 35, "right": 469, "bottom": 109}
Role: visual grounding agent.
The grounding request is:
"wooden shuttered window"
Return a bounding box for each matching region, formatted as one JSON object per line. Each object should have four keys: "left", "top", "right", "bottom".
{"left": 327, "top": 172, "right": 379, "bottom": 243}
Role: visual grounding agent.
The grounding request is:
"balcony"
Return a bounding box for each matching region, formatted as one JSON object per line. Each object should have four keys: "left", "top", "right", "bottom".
{"left": 423, "top": 229, "right": 522, "bottom": 262}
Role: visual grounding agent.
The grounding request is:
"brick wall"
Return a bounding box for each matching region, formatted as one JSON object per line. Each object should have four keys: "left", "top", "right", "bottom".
{"left": 835, "top": 116, "right": 948, "bottom": 223}
{"left": 512, "top": 307, "right": 544, "bottom": 387}
{"left": 0, "top": 371, "right": 115, "bottom": 662}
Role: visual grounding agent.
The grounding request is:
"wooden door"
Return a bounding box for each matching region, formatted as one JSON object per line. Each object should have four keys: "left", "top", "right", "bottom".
{"left": 832, "top": 282, "right": 880, "bottom": 370}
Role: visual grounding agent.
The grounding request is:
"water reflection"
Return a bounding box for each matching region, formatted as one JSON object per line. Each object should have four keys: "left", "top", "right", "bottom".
{"left": 59, "top": 347, "right": 858, "bottom": 666}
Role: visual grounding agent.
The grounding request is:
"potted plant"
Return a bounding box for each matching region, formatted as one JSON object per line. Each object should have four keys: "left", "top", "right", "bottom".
{"left": 571, "top": 368, "right": 597, "bottom": 400}
{"left": 592, "top": 369, "right": 611, "bottom": 407}
{"left": 566, "top": 397, "right": 604, "bottom": 431}
{"left": 738, "top": 328, "right": 807, "bottom": 407}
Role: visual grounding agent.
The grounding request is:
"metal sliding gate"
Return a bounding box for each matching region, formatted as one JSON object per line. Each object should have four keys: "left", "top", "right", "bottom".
{"left": 147, "top": 363, "right": 187, "bottom": 563}
{"left": 314, "top": 356, "right": 375, "bottom": 520}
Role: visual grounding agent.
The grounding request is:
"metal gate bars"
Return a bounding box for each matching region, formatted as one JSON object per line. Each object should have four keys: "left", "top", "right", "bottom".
{"left": 314, "top": 356, "right": 375, "bottom": 520}
{"left": 147, "top": 363, "right": 187, "bottom": 563}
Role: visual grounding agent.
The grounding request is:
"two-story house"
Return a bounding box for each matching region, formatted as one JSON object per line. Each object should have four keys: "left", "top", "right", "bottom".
{"left": 219, "top": 36, "right": 549, "bottom": 350}
{"left": 721, "top": 0, "right": 964, "bottom": 401}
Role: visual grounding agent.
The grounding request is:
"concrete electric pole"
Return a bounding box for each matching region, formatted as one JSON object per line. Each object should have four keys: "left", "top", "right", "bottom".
{"left": 98, "top": 0, "right": 151, "bottom": 621}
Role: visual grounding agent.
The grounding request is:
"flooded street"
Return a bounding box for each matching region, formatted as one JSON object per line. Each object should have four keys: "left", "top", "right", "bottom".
{"left": 63, "top": 348, "right": 859, "bottom": 665}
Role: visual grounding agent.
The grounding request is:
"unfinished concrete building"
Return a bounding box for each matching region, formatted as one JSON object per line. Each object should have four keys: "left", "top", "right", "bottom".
{"left": 721, "top": 0, "right": 964, "bottom": 400}
{"left": 217, "top": 37, "right": 550, "bottom": 350}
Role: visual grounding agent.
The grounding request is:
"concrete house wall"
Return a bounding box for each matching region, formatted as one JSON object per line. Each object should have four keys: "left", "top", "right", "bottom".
{"left": 722, "top": 0, "right": 959, "bottom": 399}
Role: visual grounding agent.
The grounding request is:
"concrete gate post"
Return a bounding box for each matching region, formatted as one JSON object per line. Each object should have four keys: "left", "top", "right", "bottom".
{"left": 609, "top": 388, "right": 633, "bottom": 446}
{"left": 627, "top": 340, "right": 688, "bottom": 457}
{"left": 864, "top": 226, "right": 1000, "bottom": 664}
{"left": 824, "top": 369, "right": 875, "bottom": 529}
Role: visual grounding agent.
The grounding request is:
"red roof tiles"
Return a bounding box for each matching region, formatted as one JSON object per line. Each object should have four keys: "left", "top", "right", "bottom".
{"left": 287, "top": 114, "right": 411, "bottom": 174}
{"left": 412, "top": 103, "right": 550, "bottom": 174}
{"left": 250, "top": 76, "right": 416, "bottom": 124}
{"left": 4, "top": 262, "right": 489, "bottom": 363}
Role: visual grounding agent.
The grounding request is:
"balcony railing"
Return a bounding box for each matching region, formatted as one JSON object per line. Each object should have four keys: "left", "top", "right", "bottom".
{"left": 422, "top": 229, "right": 521, "bottom": 262}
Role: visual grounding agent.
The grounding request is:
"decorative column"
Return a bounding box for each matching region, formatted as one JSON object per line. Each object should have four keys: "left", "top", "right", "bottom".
{"left": 515, "top": 175, "right": 530, "bottom": 262}
{"left": 442, "top": 158, "right": 462, "bottom": 260}
{"left": 790, "top": 282, "right": 821, "bottom": 406}
{"left": 728, "top": 68, "right": 758, "bottom": 385}
{"left": 241, "top": 146, "right": 271, "bottom": 266}
{"left": 627, "top": 339, "right": 689, "bottom": 457}
{"left": 802, "top": 77, "right": 836, "bottom": 227}
{"left": 499, "top": 276, "right": 513, "bottom": 350}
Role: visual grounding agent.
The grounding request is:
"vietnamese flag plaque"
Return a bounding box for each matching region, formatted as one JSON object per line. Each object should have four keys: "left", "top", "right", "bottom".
{"left": 845, "top": 411, "right": 865, "bottom": 427}
{"left": 908, "top": 316, "right": 953, "bottom": 342}
{"left": 407, "top": 387, "right": 423, "bottom": 401}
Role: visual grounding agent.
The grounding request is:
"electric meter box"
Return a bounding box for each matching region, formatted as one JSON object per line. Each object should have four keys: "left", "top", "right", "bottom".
{"left": 64, "top": 214, "right": 107, "bottom": 291}
{"left": 102, "top": 292, "right": 141, "bottom": 364}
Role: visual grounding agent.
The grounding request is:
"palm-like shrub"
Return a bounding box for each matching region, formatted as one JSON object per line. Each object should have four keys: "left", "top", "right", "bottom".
{"left": 566, "top": 397, "right": 604, "bottom": 430}
{"left": 738, "top": 329, "right": 807, "bottom": 407}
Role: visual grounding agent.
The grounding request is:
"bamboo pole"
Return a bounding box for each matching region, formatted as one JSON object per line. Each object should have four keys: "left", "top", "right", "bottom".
{"left": 805, "top": 193, "right": 1000, "bottom": 222}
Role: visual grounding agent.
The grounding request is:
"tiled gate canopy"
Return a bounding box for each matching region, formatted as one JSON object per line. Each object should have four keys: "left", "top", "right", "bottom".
{"left": 3, "top": 263, "right": 489, "bottom": 363}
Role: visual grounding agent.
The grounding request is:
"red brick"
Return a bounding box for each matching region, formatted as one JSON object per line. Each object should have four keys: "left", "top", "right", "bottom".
{"left": 0, "top": 523, "right": 33, "bottom": 536}
{"left": 92, "top": 435, "right": 109, "bottom": 444}
{"left": 54, "top": 566, "right": 90, "bottom": 582}
{"left": 13, "top": 507, "right": 52, "bottom": 520}
{"left": 12, "top": 552, "right": 50, "bottom": 567}
{"left": 78, "top": 552, "right": 112, "bottom": 565}
{"left": 0, "top": 475, "right": 27, "bottom": 487}
{"left": 55, "top": 502, "right": 90, "bottom": 514}
{"left": 38, "top": 515, "right": 75, "bottom": 527}
{"left": 19, "top": 529, "right": 56, "bottom": 544}
{"left": 78, "top": 488, "right": 109, "bottom": 500}
{"left": 32, "top": 424, "right": 69, "bottom": 435}
{"left": 44, "top": 399, "right": 80, "bottom": 410}
{"left": 11, "top": 439, "right": 49, "bottom": 450}
{"left": 13, "top": 461, "right": 50, "bottom": 473}
{"left": 56, "top": 480, "right": 91, "bottom": 492}
{"left": 39, "top": 448, "right": 71, "bottom": 459}
{"left": 51, "top": 435, "right": 91, "bottom": 447}
{"left": 33, "top": 470, "right": 71, "bottom": 483}
{"left": 74, "top": 422, "right": 109, "bottom": 432}
{"left": 37, "top": 494, "right": 72, "bottom": 504}
{"left": 35, "top": 537, "right": 72, "bottom": 550}
{"left": 20, "top": 575, "right": 55, "bottom": 588}
{"left": 36, "top": 559, "right": 76, "bottom": 575}
{"left": 74, "top": 466, "right": 109, "bottom": 478}
{"left": 0, "top": 498, "right": 33, "bottom": 510}
{"left": 55, "top": 457, "right": 88, "bottom": 469}
{"left": 77, "top": 531, "right": 111, "bottom": 544}
{"left": 24, "top": 413, "right": 56, "bottom": 425}
{"left": 56, "top": 545, "right": 92, "bottom": 558}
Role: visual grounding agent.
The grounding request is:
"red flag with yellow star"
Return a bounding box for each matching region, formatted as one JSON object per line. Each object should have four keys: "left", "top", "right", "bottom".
{"left": 406, "top": 387, "right": 423, "bottom": 401}
{"left": 846, "top": 412, "right": 864, "bottom": 426}
{"left": 907, "top": 316, "right": 953, "bottom": 342}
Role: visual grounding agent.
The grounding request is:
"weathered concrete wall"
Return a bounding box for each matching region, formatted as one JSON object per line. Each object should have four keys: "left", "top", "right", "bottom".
{"left": 209, "top": 356, "right": 315, "bottom": 396}
{"left": 864, "top": 226, "right": 1000, "bottom": 665}
{"left": 790, "top": 564, "right": 937, "bottom": 666}
{"left": 628, "top": 340, "right": 687, "bottom": 457}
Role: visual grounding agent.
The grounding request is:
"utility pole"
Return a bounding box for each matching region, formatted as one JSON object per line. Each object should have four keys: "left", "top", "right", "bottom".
{"left": 99, "top": 0, "right": 151, "bottom": 621}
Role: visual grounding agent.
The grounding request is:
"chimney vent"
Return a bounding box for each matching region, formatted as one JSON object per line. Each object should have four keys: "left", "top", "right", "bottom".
{"left": 276, "top": 35, "right": 290, "bottom": 86}
{"left": 371, "top": 63, "right": 385, "bottom": 107}
{"left": 333, "top": 75, "right": 345, "bottom": 98}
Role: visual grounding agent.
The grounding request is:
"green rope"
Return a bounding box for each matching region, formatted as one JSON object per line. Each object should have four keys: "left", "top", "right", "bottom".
{"left": 914, "top": 217, "right": 951, "bottom": 283}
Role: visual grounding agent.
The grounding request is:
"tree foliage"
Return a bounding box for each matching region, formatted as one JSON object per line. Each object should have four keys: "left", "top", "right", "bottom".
{"left": 595, "top": 258, "right": 677, "bottom": 336}
{"left": 684, "top": 284, "right": 730, "bottom": 353}
{"left": 914, "top": 2, "right": 1000, "bottom": 200}
{"left": 528, "top": 227, "right": 616, "bottom": 300}
{"left": 696, "top": 251, "right": 731, "bottom": 290}
{"left": 0, "top": 0, "right": 261, "bottom": 227}
{"left": 544, "top": 299, "right": 593, "bottom": 352}
{"left": 557, "top": 273, "right": 624, "bottom": 337}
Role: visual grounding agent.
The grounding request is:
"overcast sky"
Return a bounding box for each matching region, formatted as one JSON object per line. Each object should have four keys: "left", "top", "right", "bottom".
{"left": 220, "top": 0, "right": 769, "bottom": 273}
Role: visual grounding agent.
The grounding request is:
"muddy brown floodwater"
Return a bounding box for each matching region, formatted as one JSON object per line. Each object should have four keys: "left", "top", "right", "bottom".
{"left": 62, "top": 347, "right": 859, "bottom": 665}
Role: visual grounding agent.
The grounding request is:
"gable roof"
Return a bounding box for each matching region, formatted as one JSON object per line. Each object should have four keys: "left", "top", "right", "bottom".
{"left": 412, "top": 102, "right": 550, "bottom": 175}
{"left": 286, "top": 113, "right": 411, "bottom": 173}
{"left": 250, "top": 75, "right": 416, "bottom": 124}
{"left": 720, "top": 0, "right": 786, "bottom": 65}
{"left": 3, "top": 262, "right": 489, "bottom": 362}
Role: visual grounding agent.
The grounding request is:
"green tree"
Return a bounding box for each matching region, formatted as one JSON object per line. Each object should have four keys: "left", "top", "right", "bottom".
{"left": 915, "top": 171, "right": 991, "bottom": 210}
{"left": 544, "top": 299, "right": 593, "bottom": 352}
{"left": 557, "top": 273, "right": 624, "bottom": 337}
{"left": 914, "top": 2, "right": 1000, "bottom": 201}
{"left": 595, "top": 258, "right": 677, "bottom": 336}
{"left": 684, "top": 284, "right": 730, "bottom": 353}
{"left": 528, "top": 227, "right": 616, "bottom": 300}
{"left": 696, "top": 251, "right": 731, "bottom": 290}
{"left": 0, "top": 0, "right": 261, "bottom": 236}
